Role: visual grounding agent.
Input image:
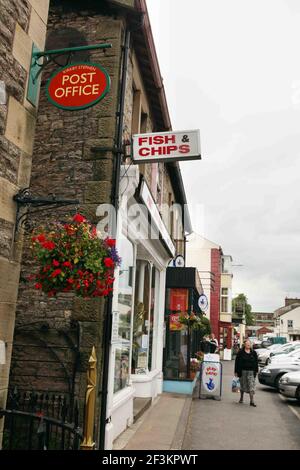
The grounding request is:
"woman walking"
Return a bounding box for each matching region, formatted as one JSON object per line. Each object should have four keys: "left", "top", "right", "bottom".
{"left": 234, "top": 339, "right": 259, "bottom": 407}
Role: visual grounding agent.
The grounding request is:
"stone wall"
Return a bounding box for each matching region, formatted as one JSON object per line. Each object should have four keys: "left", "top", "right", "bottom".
{"left": 4, "top": 0, "right": 185, "bottom": 449}
{"left": 8, "top": 0, "right": 124, "bottom": 444}
{"left": 0, "top": 0, "right": 50, "bottom": 447}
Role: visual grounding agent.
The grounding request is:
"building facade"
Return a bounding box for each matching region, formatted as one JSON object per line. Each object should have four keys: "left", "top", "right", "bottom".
{"left": 253, "top": 311, "right": 275, "bottom": 329}
{"left": 274, "top": 300, "right": 300, "bottom": 342}
{"left": 186, "top": 233, "right": 233, "bottom": 355}
{"left": 0, "top": 0, "right": 50, "bottom": 446}
{"left": 0, "top": 0, "right": 191, "bottom": 449}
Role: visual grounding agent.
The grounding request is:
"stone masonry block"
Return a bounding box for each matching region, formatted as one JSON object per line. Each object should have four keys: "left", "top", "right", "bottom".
{"left": 0, "top": 218, "right": 14, "bottom": 259}
{"left": 93, "top": 159, "right": 114, "bottom": 181}
{"left": 27, "top": 0, "right": 50, "bottom": 24}
{"left": 73, "top": 297, "right": 105, "bottom": 322}
{"left": 98, "top": 116, "right": 116, "bottom": 138}
{"left": 96, "top": 19, "right": 123, "bottom": 41}
{"left": 0, "top": 303, "right": 16, "bottom": 343}
{"left": 5, "top": 96, "right": 36, "bottom": 154}
{"left": 0, "top": 258, "right": 21, "bottom": 304}
{"left": 12, "top": 23, "right": 32, "bottom": 71}
{"left": 17, "top": 151, "right": 32, "bottom": 187}
{"left": 0, "top": 177, "right": 17, "bottom": 223}
{"left": 28, "top": 7, "right": 47, "bottom": 51}
{"left": 84, "top": 181, "right": 112, "bottom": 204}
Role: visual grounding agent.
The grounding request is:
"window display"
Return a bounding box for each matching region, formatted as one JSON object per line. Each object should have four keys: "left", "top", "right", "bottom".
{"left": 132, "top": 261, "right": 159, "bottom": 374}
{"left": 113, "top": 237, "right": 134, "bottom": 393}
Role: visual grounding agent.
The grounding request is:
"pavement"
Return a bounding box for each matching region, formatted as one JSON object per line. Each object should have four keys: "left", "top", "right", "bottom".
{"left": 113, "top": 393, "right": 192, "bottom": 450}
{"left": 114, "top": 360, "right": 300, "bottom": 450}
{"left": 183, "top": 360, "right": 300, "bottom": 450}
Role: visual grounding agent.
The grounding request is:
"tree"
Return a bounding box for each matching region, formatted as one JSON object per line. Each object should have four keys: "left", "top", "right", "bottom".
{"left": 194, "top": 315, "right": 211, "bottom": 337}
{"left": 232, "top": 293, "right": 254, "bottom": 326}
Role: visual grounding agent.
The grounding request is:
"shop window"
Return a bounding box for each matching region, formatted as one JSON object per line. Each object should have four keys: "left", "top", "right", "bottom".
{"left": 113, "top": 237, "right": 134, "bottom": 394}
{"left": 131, "top": 261, "right": 159, "bottom": 374}
{"left": 221, "top": 288, "right": 228, "bottom": 313}
{"left": 132, "top": 261, "right": 150, "bottom": 374}
{"left": 148, "top": 266, "right": 158, "bottom": 370}
{"left": 164, "top": 288, "right": 189, "bottom": 380}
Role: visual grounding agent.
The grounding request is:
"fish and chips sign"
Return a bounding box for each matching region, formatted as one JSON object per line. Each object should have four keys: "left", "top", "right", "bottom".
{"left": 132, "top": 129, "right": 201, "bottom": 163}
{"left": 46, "top": 62, "right": 110, "bottom": 110}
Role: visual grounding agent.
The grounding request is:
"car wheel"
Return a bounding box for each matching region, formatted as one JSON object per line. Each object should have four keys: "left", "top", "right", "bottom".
{"left": 275, "top": 374, "right": 284, "bottom": 391}
{"left": 296, "top": 386, "right": 300, "bottom": 403}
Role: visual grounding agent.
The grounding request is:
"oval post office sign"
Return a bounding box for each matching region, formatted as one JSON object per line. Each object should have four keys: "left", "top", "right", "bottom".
{"left": 46, "top": 62, "right": 110, "bottom": 110}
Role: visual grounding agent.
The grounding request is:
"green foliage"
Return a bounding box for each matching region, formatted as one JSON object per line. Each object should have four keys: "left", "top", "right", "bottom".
{"left": 179, "top": 313, "right": 211, "bottom": 336}
{"left": 29, "top": 214, "right": 120, "bottom": 298}
{"left": 232, "top": 293, "right": 254, "bottom": 325}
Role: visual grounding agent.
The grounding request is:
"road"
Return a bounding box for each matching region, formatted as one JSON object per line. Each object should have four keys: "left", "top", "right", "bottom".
{"left": 182, "top": 360, "right": 300, "bottom": 450}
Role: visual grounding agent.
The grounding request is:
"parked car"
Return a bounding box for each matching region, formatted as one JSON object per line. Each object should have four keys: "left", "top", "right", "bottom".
{"left": 261, "top": 340, "right": 272, "bottom": 348}
{"left": 259, "top": 341, "right": 300, "bottom": 365}
{"left": 258, "top": 360, "right": 300, "bottom": 390}
{"left": 269, "top": 341, "right": 300, "bottom": 360}
{"left": 257, "top": 344, "right": 284, "bottom": 365}
{"left": 270, "top": 347, "right": 300, "bottom": 364}
{"left": 279, "top": 371, "right": 300, "bottom": 402}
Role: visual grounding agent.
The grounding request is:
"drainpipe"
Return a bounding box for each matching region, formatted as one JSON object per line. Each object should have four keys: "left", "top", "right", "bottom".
{"left": 98, "top": 29, "right": 131, "bottom": 451}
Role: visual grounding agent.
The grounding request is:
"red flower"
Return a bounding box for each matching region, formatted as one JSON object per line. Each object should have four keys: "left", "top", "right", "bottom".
{"left": 63, "top": 261, "right": 72, "bottom": 268}
{"left": 42, "top": 241, "right": 56, "bottom": 250}
{"left": 102, "top": 289, "right": 109, "bottom": 296}
{"left": 47, "top": 290, "right": 56, "bottom": 297}
{"left": 50, "top": 269, "right": 62, "bottom": 278}
{"left": 106, "top": 238, "right": 116, "bottom": 247}
{"left": 34, "top": 283, "right": 42, "bottom": 290}
{"left": 37, "top": 234, "right": 46, "bottom": 243}
{"left": 67, "top": 278, "right": 74, "bottom": 284}
{"left": 52, "top": 259, "right": 60, "bottom": 267}
{"left": 83, "top": 280, "right": 89, "bottom": 288}
{"left": 73, "top": 214, "right": 86, "bottom": 223}
{"left": 104, "top": 257, "right": 114, "bottom": 268}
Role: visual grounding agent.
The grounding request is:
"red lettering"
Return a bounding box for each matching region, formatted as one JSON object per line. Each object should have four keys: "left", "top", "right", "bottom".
{"left": 153, "top": 135, "right": 165, "bottom": 145}
{"left": 138, "top": 137, "right": 148, "bottom": 146}
{"left": 139, "top": 147, "right": 150, "bottom": 156}
{"left": 167, "top": 145, "right": 178, "bottom": 154}
{"left": 179, "top": 144, "right": 190, "bottom": 154}
{"left": 151, "top": 146, "right": 164, "bottom": 156}
{"left": 165, "top": 135, "right": 176, "bottom": 144}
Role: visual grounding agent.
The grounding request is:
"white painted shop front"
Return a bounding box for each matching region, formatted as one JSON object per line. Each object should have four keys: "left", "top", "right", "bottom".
{"left": 105, "top": 166, "right": 174, "bottom": 449}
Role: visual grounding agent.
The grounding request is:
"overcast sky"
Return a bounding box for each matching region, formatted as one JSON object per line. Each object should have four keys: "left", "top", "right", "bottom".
{"left": 147, "top": 0, "right": 300, "bottom": 312}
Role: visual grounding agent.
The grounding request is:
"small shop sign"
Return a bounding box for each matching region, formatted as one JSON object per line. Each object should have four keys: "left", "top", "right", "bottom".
{"left": 169, "top": 313, "right": 184, "bottom": 331}
{"left": 46, "top": 62, "right": 110, "bottom": 110}
{"left": 132, "top": 129, "right": 201, "bottom": 163}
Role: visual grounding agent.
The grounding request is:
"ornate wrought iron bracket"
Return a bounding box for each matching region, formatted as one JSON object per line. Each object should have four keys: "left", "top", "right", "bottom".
{"left": 13, "top": 188, "right": 80, "bottom": 240}
{"left": 27, "top": 42, "right": 112, "bottom": 106}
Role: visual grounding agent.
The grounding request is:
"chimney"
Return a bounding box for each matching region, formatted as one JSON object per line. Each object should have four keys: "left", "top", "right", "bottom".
{"left": 285, "top": 297, "right": 300, "bottom": 307}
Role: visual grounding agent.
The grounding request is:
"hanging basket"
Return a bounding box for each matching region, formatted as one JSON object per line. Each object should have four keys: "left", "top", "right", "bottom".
{"left": 178, "top": 313, "right": 201, "bottom": 329}
{"left": 29, "top": 213, "right": 121, "bottom": 298}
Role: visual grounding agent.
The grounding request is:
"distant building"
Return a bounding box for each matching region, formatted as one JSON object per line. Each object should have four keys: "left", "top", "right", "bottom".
{"left": 186, "top": 233, "right": 233, "bottom": 356}
{"left": 253, "top": 311, "right": 275, "bottom": 329}
{"left": 274, "top": 299, "right": 300, "bottom": 341}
